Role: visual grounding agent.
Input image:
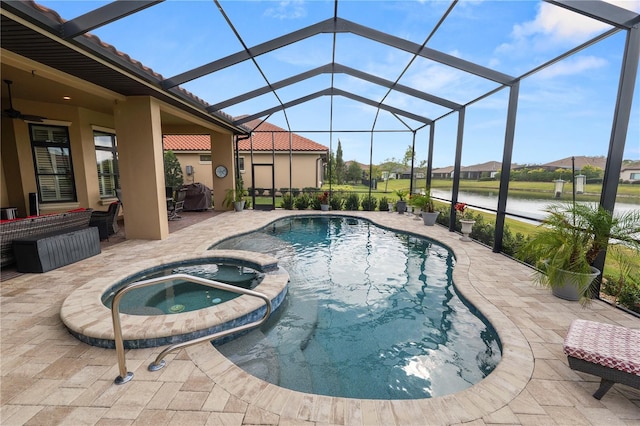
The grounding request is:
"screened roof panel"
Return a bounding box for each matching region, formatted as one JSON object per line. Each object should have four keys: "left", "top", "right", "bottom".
{"left": 251, "top": 35, "right": 335, "bottom": 80}
{"left": 179, "top": 61, "right": 268, "bottom": 107}
{"left": 271, "top": 74, "right": 333, "bottom": 104}
{"left": 214, "top": 0, "right": 335, "bottom": 47}
{"left": 399, "top": 57, "right": 501, "bottom": 107}
{"left": 333, "top": 33, "right": 414, "bottom": 78}
{"left": 63, "top": 1, "right": 245, "bottom": 78}
{"left": 335, "top": 0, "right": 453, "bottom": 44}
{"left": 428, "top": 1, "right": 621, "bottom": 78}
{"left": 23, "top": 0, "right": 639, "bottom": 164}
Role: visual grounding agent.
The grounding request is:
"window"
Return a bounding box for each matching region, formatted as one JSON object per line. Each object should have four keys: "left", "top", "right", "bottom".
{"left": 238, "top": 156, "right": 245, "bottom": 172}
{"left": 199, "top": 154, "right": 212, "bottom": 163}
{"left": 631, "top": 172, "right": 640, "bottom": 180}
{"left": 94, "top": 131, "right": 119, "bottom": 198}
{"left": 29, "top": 124, "right": 76, "bottom": 203}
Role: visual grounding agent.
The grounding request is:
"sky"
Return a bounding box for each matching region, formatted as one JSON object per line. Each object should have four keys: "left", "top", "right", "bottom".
{"left": 40, "top": 0, "right": 640, "bottom": 168}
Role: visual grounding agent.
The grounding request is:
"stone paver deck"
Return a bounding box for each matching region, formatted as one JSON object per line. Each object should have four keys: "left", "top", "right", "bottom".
{"left": 1, "top": 210, "right": 639, "bottom": 425}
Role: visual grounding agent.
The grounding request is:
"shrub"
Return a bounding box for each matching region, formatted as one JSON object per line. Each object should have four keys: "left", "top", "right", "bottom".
{"left": 344, "top": 193, "right": 360, "bottom": 210}
{"left": 280, "top": 194, "right": 294, "bottom": 210}
{"left": 310, "top": 196, "right": 322, "bottom": 210}
{"left": 361, "top": 195, "right": 378, "bottom": 211}
{"left": 379, "top": 196, "right": 390, "bottom": 211}
{"left": 618, "top": 282, "right": 640, "bottom": 313}
{"left": 435, "top": 205, "right": 450, "bottom": 226}
{"left": 291, "top": 188, "right": 301, "bottom": 197}
{"left": 329, "top": 194, "right": 343, "bottom": 211}
{"left": 294, "top": 194, "right": 310, "bottom": 210}
{"left": 501, "top": 227, "right": 528, "bottom": 257}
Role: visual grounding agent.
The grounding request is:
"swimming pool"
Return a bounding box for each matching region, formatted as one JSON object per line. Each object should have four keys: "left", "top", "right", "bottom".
{"left": 211, "top": 216, "right": 501, "bottom": 400}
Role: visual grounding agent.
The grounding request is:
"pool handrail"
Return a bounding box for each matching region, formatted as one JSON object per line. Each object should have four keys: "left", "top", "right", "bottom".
{"left": 111, "top": 272, "right": 273, "bottom": 385}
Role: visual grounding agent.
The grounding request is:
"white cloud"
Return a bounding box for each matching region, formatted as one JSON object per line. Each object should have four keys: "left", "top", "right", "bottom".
{"left": 514, "top": 3, "right": 605, "bottom": 43}
{"left": 500, "top": 0, "right": 640, "bottom": 52}
{"left": 535, "top": 55, "right": 608, "bottom": 79}
{"left": 264, "top": 0, "right": 307, "bottom": 20}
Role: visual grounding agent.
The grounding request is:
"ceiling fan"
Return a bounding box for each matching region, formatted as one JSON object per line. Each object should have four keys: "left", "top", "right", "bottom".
{"left": 3, "top": 79, "right": 47, "bottom": 122}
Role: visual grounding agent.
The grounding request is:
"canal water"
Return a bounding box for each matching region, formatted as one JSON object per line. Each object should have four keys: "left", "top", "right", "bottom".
{"left": 431, "top": 189, "right": 638, "bottom": 222}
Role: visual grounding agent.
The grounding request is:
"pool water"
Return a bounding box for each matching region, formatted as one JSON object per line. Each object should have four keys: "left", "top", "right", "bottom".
{"left": 102, "top": 263, "right": 264, "bottom": 315}
{"left": 211, "top": 216, "right": 501, "bottom": 400}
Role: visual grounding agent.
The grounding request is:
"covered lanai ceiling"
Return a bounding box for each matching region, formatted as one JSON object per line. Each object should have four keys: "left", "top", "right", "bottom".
{"left": 2, "top": 0, "right": 639, "bottom": 165}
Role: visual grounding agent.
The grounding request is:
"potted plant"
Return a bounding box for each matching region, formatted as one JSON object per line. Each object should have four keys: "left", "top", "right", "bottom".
{"left": 318, "top": 191, "right": 329, "bottom": 211}
{"left": 394, "top": 189, "right": 408, "bottom": 214}
{"left": 223, "top": 176, "right": 248, "bottom": 212}
{"left": 516, "top": 202, "right": 640, "bottom": 304}
{"left": 411, "top": 190, "right": 439, "bottom": 225}
{"left": 455, "top": 202, "right": 475, "bottom": 240}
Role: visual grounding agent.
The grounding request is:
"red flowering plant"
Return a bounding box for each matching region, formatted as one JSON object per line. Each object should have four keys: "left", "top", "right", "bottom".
{"left": 454, "top": 202, "right": 474, "bottom": 220}
{"left": 318, "top": 191, "right": 329, "bottom": 204}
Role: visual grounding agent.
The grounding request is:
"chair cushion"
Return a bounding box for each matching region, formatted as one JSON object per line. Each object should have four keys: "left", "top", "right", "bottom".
{"left": 563, "top": 319, "right": 640, "bottom": 375}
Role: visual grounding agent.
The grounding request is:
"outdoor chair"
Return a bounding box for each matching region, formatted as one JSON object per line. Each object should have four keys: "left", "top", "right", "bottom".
{"left": 168, "top": 189, "right": 186, "bottom": 221}
{"left": 563, "top": 319, "right": 639, "bottom": 399}
{"left": 89, "top": 201, "right": 121, "bottom": 240}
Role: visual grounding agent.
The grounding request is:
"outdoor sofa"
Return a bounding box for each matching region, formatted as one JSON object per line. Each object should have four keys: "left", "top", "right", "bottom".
{"left": 0, "top": 208, "right": 100, "bottom": 272}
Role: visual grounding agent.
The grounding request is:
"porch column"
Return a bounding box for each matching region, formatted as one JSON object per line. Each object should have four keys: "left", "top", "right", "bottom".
{"left": 114, "top": 97, "right": 168, "bottom": 239}
{"left": 210, "top": 132, "right": 235, "bottom": 211}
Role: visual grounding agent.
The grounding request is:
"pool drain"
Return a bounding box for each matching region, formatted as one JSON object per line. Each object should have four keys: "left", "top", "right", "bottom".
{"left": 169, "top": 304, "right": 185, "bottom": 313}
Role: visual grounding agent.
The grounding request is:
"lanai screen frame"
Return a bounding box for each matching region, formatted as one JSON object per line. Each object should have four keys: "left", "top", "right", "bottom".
{"left": 14, "top": 0, "right": 640, "bottom": 291}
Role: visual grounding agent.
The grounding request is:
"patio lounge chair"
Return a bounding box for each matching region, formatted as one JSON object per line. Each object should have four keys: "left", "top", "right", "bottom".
{"left": 563, "top": 319, "right": 639, "bottom": 399}
{"left": 89, "top": 201, "right": 121, "bottom": 240}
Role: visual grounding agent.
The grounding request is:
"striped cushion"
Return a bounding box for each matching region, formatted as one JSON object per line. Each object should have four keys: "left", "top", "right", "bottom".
{"left": 563, "top": 319, "right": 640, "bottom": 376}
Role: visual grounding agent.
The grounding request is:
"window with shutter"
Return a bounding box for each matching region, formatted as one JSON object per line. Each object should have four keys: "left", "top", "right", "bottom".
{"left": 94, "top": 131, "right": 119, "bottom": 198}
{"left": 29, "top": 124, "right": 76, "bottom": 203}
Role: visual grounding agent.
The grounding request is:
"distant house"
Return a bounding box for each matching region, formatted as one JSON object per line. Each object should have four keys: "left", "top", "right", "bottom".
{"left": 431, "top": 166, "right": 455, "bottom": 179}
{"left": 344, "top": 161, "right": 369, "bottom": 174}
{"left": 163, "top": 120, "right": 328, "bottom": 191}
{"left": 620, "top": 163, "right": 640, "bottom": 182}
{"left": 460, "top": 161, "right": 502, "bottom": 179}
{"left": 539, "top": 156, "right": 606, "bottom": 171}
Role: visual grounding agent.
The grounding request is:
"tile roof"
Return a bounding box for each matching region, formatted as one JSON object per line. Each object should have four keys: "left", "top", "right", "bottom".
{"left": 541, "top": 156, "right": 607, "bottom": 170}
{"left": 25, "top": 1, "right": 239, "bottom": 126}
{"left": 461, "top": 161, "right": 502, "bottom": 172}
{"left": 163, "top": 119, "right": 328, "bottom": 153}
{"left": 163, "top": 135, "right": 212, "bottom": 151}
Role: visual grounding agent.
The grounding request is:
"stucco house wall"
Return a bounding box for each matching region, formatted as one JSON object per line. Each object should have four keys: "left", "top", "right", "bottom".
{"left": 240, "top": 151, "right": 325, "bottom": 191}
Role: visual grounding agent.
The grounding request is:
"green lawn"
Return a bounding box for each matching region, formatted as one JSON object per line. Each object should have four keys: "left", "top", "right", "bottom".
{"left": 374, "top": 178, "right": 639, "bottom": 202}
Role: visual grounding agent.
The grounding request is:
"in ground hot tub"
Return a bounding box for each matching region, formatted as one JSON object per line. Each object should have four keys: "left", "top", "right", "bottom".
{"left": 60, "top": 250, "right": 289, "bottom": 349}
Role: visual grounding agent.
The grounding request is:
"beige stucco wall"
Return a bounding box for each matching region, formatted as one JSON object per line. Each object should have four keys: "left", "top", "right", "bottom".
{"left": 1, "top": 93, "right": 237, "bottom": 239}
{"left": 238, "top": 151, "right": 324, "bottom": 191}
{"left": 172, "top": 151, "right": 215, "bottom": 189}
{"left": 173, "top": 150, "right": 326, "bottom": 204}
{"left": 0, "top": 98, "right": 116, "bottom": 217}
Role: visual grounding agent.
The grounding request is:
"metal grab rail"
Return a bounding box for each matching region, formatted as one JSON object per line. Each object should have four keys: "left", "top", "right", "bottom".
{"left": 111, "top": 273, "right": 272, "bottom": 385}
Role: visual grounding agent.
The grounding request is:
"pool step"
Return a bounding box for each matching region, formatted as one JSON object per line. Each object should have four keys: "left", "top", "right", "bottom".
{"left": 217, "top": 329, "right": 279, "bottom": 385}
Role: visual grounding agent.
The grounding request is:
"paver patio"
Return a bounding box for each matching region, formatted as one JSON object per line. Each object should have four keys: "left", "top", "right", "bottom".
{"left": 1, "top": 210, "right": 638, "bottom": 425}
